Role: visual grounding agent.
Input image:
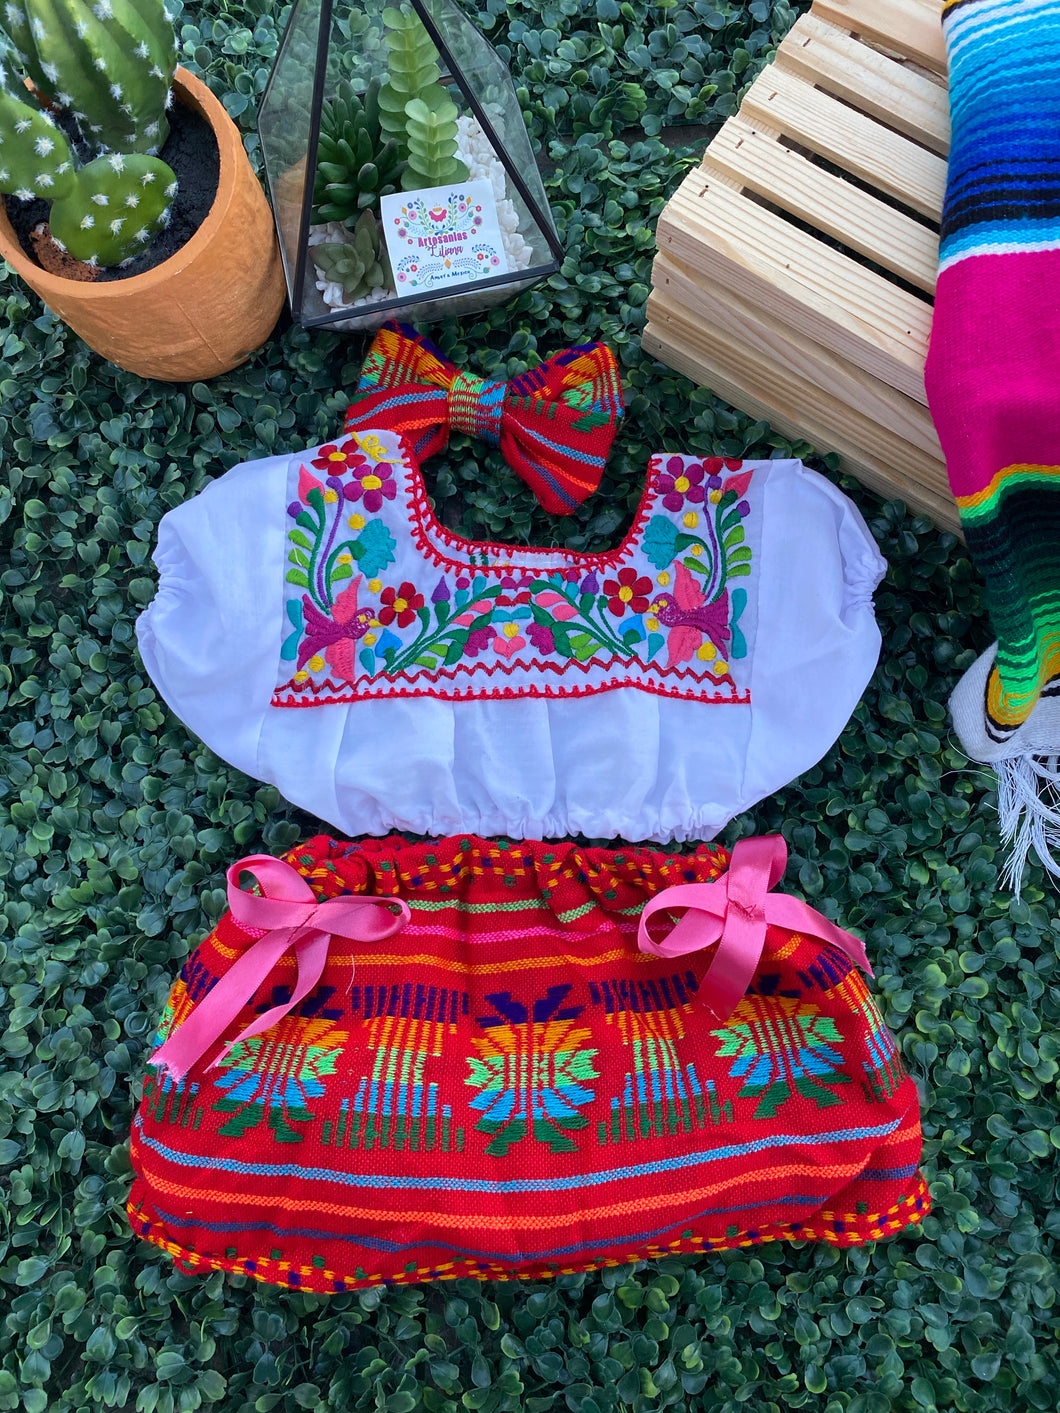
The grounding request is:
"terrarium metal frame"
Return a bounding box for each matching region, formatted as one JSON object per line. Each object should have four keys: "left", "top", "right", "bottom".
{"left": 259, "top": 0, "right": 563, "bottom": 328}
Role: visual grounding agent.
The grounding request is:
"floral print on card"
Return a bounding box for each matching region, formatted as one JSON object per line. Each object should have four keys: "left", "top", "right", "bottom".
{"left": 273, "top": 429, "right": 760, "bottom": 706}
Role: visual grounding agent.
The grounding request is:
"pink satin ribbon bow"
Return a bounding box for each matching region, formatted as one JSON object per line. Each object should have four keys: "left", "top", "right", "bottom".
{"left": 637, "top": 835, "right": 872, "bottom": 1021}
{"left": 149, "top": 854, "right": 411, "bottom": 1083}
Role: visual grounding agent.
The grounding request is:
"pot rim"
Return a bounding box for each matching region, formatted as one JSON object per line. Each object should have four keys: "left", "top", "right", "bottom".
{"left": 0, "top": 66, "right": 242, "bottom": 299}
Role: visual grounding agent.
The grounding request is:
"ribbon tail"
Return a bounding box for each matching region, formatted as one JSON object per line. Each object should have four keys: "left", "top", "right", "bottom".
{"left": 208, "top": 927, "right": 332, "bottom": 1071}
{"left": 766, "top": 896, "right": 874, "bottom": 978}
{"left": 148, "top": 928, "right": 297, "bottom": 1084}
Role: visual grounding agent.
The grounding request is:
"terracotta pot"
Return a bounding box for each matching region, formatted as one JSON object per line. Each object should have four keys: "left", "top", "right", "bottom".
{"left": 0, "top": 68, "right": 287, "bottom": 382}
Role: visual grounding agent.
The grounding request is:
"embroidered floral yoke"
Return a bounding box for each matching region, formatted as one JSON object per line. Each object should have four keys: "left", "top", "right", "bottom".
{"left": 128, "top": 835, "right": 928, "bottom": 1294}
{"left": 274, "top": 429, "right": 757, "bottom": 706}
{"left": 135, "top": 436, "right": 885, "bottom": 840}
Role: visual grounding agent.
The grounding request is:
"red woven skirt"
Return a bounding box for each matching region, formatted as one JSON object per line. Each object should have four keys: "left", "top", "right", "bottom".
{"left": 127, "top": 835, "right": 928, "bottom": 1292}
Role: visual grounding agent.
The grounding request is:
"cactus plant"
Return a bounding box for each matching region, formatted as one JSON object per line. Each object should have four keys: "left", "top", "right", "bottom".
{"left": 313, "top": 208, "right": 392, "bottom": 305}
{"left": 377, "top": 5, "right": 468, "bottom": 190}
{"left": 0, "top": 0, "right": 178, "bottom": 155}
{"left": 312, "top": 77, "right": 407, "bottom": 227}
{"left": 0, "top": 0, "right": 178, "bottom": 267}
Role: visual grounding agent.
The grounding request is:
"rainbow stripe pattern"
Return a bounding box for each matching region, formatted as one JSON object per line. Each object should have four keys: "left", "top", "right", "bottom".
{"left": 128, "top": 835, "right": 927, "bottom": 1293}
{"left": 926, "top": 0, "right": 1060, "bottom": 741}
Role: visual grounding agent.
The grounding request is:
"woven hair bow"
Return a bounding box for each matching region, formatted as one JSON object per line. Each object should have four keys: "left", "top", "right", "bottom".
{"left": 148, "top": 855, "right": 411, "bottom": 1084}
{"left": 343, "top": 320, "right": 625, "bottom": 515}
{"left": 638, "top": 836, "right": 873, "bottom": 1022}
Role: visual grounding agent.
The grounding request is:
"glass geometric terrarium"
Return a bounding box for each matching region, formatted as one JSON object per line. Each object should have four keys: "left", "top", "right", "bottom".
{"left": 258, "top": 0, "right": 563, "bottom": 331}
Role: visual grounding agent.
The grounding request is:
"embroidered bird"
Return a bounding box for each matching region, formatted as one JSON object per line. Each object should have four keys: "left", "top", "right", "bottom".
{"left": 297, "top": 576, "right": 376, "bottom": 683}
{"left": 651, "top": 564, "right": 733, "bottom": 672}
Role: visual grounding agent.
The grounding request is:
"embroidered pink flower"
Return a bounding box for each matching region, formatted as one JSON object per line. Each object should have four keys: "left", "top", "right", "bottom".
{"left": 462, "top": 627, "right": 494, "bottom": 657}
{"left": 603, "top": 567, "right": 653, "bottom": 618}
{"left": 377, "top": 581, "right": 424, "bottom": 629}
{"left": 493, "top": 623, "right": 527, "bottom": 659}
{"left": 656, "top": 457, "right": 705, "bottom": 511}
{"left": 346, "top": 462, "right": 397, "bottom": 513}
{"left": 297, "top": 465, "right": 327, "bottom": 506}
{"left": 527, "top": 623, "right": 555, "bottom": 655}
{"left": 311, "top": 441, "right": 366, "bottom": 475}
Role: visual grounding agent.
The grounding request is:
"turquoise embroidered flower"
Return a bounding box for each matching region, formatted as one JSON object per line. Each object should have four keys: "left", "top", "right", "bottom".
{"left": 642, "top": 514, "right": 682, "bottom": 570}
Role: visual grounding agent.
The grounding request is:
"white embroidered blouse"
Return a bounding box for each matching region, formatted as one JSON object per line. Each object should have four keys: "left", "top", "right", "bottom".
{"left": 136, "top": 427, "right": 886, "bottom": 842}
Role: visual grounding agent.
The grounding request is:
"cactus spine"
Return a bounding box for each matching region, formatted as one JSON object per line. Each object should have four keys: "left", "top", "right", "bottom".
{"left": 1, "top": 0, "right": 177, "bottom": 155}
{"left": 0, "top": 0, "right": 178, "bottom": 267}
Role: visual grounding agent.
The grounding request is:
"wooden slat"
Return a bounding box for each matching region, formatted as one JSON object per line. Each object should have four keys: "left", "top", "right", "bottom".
{"left": 705, "top": 115, "right": 938, "bottom": 293}
{"left": 810, "top": 0, "right": 947, "bottom": 76}
{"left": 739, "top": 63, "right": 946, "bottom": 219}
{"left": 659, "top": 171, "right": 932, "bottom": 401}
{"left": 779, "top": 12, "right": 949, "bottom": 155}
{"left": 643, "top": 283, "right": 949, "bottom": 501}
{"left": 650, "top": 251, "right": 942, "bottom": 459}
{"left": 643, "top": 286, "right": 952, "bottom": 506}
{"left": 643, "top": 293, "right": 959, "bottom": 535}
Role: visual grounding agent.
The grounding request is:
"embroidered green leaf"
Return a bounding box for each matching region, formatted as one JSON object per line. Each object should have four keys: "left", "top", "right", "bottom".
{"left": 330, "top": 564, "right": 353, "bottom": 584}
{"left": 414, "top": 656, "right": 439, "bottom": 669}
{"left": 723, "top": 526, "right": 745, "bottom": 550}
{"left": 720, "top": 508, "right": 743, "bottom": 535}
{"left": 728, "top": 546, "right": 753, "bottom": 564}
{"left": 682, "top": 556, "right": 707, "bottom": 573}
{"left": 728, "top": 564, "right": 752, "bottom": 578}
{"left": 579, "top": 592, "right": 596, "bottom": 614}
{"left": 289, "top": 549, "right": 310, "bottom": 568}
{"left": 306, "top": 487, "right": 326, "bottom": 517}
{"left": 296, "top": 511, "right": 319, "bottom": 533}
{"left": 443, "top": 634, "right": 468, "bottom": 665}
{"left": 435, "top": 601, "right": 450, "bottom": 626}
{"left": 285, "top": 569, "right": 310, "bottom": 587}
{"left": 568, "top": 633, "right": 598, "bottom": 662}
{"left": 417, "top": 606, "right": 431, "bottom": 630}
{"left": 289, "top": 529, "right": 314, "bottom": 550}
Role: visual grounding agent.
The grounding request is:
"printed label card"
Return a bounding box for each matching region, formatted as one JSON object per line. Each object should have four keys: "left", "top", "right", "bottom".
{"left": 380, "top": 179, "right": 509, "bottom": 294}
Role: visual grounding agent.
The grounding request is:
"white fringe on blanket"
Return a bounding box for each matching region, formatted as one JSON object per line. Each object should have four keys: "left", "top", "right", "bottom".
{"left": 996, "top": 753, "right": 1060, "bottom": 894}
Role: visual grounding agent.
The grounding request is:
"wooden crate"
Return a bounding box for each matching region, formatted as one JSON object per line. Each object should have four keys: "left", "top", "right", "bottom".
{"left": 644, "top": 0, "right": 957, "bottom": 534}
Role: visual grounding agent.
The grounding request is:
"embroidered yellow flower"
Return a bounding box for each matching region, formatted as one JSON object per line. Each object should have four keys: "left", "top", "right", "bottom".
{"left": 690, "top": 544, "right": 703, "bottom": 557}
{"left": 368, "top": 577, "right": 381, "bottom": 592}
{"left": 647, "top": 615, "right": 660, "bottom": 631}
{"left": 682, "top": 511, "right": 699, "bottom": 529}
{"left": 712, "top": 660, "right": 729, "bottom": 676}
{"left": 709, "top": 489, "right": 722, "bottom": 504}
{"left": 294, "top": 670, "right": 309, "bottom": 683}
{"left": 308, "top": 654, "right": 325, "bottom": 672}
{"left": 337, "top": 553, "right": 353, "bottom": 565}
{"left": 323, "top": 489, "right": 338, "bottom": 503}
{"left": 696, "top": 642, "right": 716, "bottom": 662}
{"left": 348, "top": 513, "right": 366, "bottom": 531}
{"left": 364, "top": 632, "right": 377, "bottom": 646}
{"left": 502, "top": 622, "right": 520, "bottom": 639}
{"left": 657, "top": 571, "right": 670, "bottom": 586}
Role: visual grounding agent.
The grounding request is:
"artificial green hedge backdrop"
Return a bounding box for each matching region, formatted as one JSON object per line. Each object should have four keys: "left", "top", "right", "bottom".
{"left": 1, "top": 1, "right": 1057, "bottom": 1410}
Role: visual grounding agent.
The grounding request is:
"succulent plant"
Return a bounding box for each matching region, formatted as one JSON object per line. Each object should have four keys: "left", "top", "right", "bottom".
{"left": 378, "top": 4, "right": 469, "bottom": 191}
{"left": 312, "top": 77, "right": 407, "bottom": 226}
{"left": 0, "top": 0, "right": 178, "bottom": 267}
{"left": 313, "top": 209, "right": 393, "bottom": 305}
{"left": 0, "top": 0, "right": 178, "bottom": 156}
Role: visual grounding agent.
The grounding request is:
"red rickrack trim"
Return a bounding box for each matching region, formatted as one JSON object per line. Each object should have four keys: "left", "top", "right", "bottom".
{"left": 272, "top": 672, "right": 751, "bottom": 707}
{"left": 395, "top": 430, "right": 672, "bottom": 571}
